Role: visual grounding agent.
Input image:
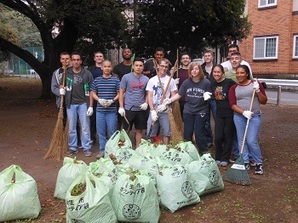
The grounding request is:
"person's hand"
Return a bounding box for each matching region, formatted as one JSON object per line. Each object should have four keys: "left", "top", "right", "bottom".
{"left": 104, "top": 99, "right": 114, "bottom": 107}
{"left": 86, "top": 107, "right": 93, "bottom": 116}
{"left": 157, "top": 104, "right": 167, "bottom": 112}
{"left": 253, "top": 79, "right": 260, "bottom": 93}
{"left": 140, "top": 102, "right": 148, "bottom": 110}
{"left": 163, "top": 98, "right": 172, "bottom": 105}
{"left": 150, "top": 110, "right": 158, "bottom": 122}
{"left": 59, "top": 88, "right": 66, "bottom": 96}
{"left": 118, "top": 108, "right": 125, "bottom": 117}
{"left": 174, "top": 78, "right": 180, "bottom": 85}
{"left": 243, "top": 110, "right": 254, "bottom": 119}
{"left": 203, "top": 92, "right": 212, "bottom": 101}
{"left": 98, "top": 98, "right": 106, "bottom": 107}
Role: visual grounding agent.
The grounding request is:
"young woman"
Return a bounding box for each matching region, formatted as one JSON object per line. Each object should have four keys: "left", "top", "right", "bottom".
{"left": 228, "top": 65, "right": 267, "bottom": 175}
{"left": 211, "top": 65, "right": 236, "bottom": 167}
{"left": 158, "top": 62, "right": 212, "bottom": 154}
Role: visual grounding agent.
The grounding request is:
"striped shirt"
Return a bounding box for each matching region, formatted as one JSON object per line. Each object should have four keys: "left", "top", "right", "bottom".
{"left": 90, "top": 75, "right": 120, "bottom": 112}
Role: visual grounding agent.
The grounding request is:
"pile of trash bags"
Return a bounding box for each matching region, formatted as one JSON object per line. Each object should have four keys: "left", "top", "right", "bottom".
{"left": 54, "top": 130, "right": 225, "bottom": 223}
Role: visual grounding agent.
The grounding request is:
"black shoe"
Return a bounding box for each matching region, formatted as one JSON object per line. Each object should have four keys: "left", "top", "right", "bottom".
{"left": 255, "top": 164, "right": 263, "bottom": 175}
{"left": 244, "top": 163, "right": 250, "bottom": 171}
{"left": 67, "top": 149, "right": 78, "bottom": 157}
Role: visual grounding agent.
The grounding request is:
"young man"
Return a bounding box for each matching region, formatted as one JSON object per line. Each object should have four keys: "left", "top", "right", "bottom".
{"left": 113, "top": 48, "right": 133, "bottom": 81}
{"left": 64, "top": 52, "right": 94, "bottom": 157}
{"left": 146, "top": 58, "right": 177, "bottom": 144}
{"left": 175, "top": 53, "right": 191, "bottom": 115}
{"left": 224, "top": 52, "right": 243, "bottom": 82}
{"left": 88, "top": 51, "right": 105, "bottom": 145}
{"left": 201, "top": 49, "right": 217, "bottom": 148}
{"left": 118, "top": 58, "right": 149, "bottom": 148}
{"left": 221, "top": 44, "right": 252, "bottom": 76}
{"left": 90, "top": 60, "right": 120, "bottom": 159}
{"left": 143, "top": 47, "right": 166, "bottom": 78}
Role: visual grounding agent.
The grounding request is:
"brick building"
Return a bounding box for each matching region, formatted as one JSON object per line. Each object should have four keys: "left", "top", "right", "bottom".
{"left": 239, "top": 0, "right": 298, "bottom": 77}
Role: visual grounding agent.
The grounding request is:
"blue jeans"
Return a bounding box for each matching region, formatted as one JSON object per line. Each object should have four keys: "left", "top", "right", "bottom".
{"left": 183, "top": 112, "right": 208, "bottom": 154}
{"left": 96, "top": 111, "right": 117, "bottom": 153}
{"left": 67, "top": 103, "right": 91, "bottom": 151}
{"left": 233, "top": 113, "right": 263, "bottom": 164}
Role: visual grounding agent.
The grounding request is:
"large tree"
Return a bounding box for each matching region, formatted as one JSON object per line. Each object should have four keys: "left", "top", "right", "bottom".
{"left": 130, "top": 0, "right": 251, "bottom": 60}
{"left": 0, "top": 0, "right": 127, "bottom": 99}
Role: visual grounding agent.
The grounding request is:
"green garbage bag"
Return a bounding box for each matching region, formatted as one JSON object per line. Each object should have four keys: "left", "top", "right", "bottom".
{"left": 128, "top": 154, "right": 159, "bottom": 178}
{"left": 176, "top": 141, "right": 200, "bottom": 161}
{"left": 0, "top": 165, "right": 41, "bottom": 222}
{"left": 65, "top": 172, "right": 117, "bottom": 223}
{"left": 188, "top": 153, "right": 224, "bottom": 196}
{"left": 54, "top": 157, "right": 88, "bottom": 200}
{"left": 111, "top": 169, "right": 160, "bottom": 223}
{"left": 105, "top": 129, "right": 132, "bottom": 157}
{"left": 88, "top": 158, "right": 117, "bottom": 189}
{"left": 156, "top": 164, "right": 200, "bottom": 213}
{"left": 135, "top": 139, "right": 153, "bottom": 157}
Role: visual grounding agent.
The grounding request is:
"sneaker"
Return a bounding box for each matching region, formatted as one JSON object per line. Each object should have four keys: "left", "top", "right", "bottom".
{"left": 84, "top": 149, "right": 93, "bottom": 157}
{"left": 229, "top": 155, "right": 237, "bottom": 163}
{"left": 153, "top": 136, "right": 162, "bottom": 143}
{"left": 67, "top": 149, "right": 78, "bottom": 156}
{"left": 255, "top": 164, "right": 263, "bottom": 175}
{"left": 215, "top": 160, "right": 221, "bottom": 166}
{"left": 96, "top": 152, "right": 104, "bottom": 159}
{"left": 90, "top": 140, "right": 96, "bottom": 147}
{"left": 220, "top": 161, "right": 228, "bottom": 167}
{"left": 250, "top": 160, "right": 256, "bottom": 167}
{"left": 244, "top": 163, "right": 250, "bottom": 171}
{"left": 77, "top": 143, "right": 83, "bottom": 149}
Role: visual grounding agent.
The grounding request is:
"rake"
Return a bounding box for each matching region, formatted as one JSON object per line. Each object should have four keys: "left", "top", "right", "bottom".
{"left": 222, "top": 89, "right": 256, "bottom": 185}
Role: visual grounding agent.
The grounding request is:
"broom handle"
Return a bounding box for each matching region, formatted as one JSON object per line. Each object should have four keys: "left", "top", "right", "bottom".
{"left": 239, "top": 89, "right": 256, "bottom": 155}
{"left": 59, "top": 68, "right": 66, "bottom": 108}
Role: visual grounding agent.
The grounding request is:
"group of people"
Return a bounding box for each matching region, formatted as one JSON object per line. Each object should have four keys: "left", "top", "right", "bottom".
{"left": 51, "top": 44, "right": 267, "bottom": 175}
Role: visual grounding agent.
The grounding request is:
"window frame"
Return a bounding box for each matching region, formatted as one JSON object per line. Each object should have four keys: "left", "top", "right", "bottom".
{"left": 253, "top": 35, "right": 279, "bottom": 60}
{"left": 293, "top": 34, "right": 298, "bottom": 59}
{"left": 258, "top": 0, "right": 277, "bottom": 8}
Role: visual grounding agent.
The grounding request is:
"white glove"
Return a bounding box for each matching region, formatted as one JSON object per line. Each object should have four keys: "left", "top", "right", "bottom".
{"left": 253, "top": 80, "right": 260, "bottom": 93}
{"left": 157, "top": 104, "right": 167, "bottom": 112}
{"left": 140, "top": 102, "right": 148, "bottom": 110}
{"left": 104, "top": 99, "right": 114, "bottom": 107}
{"left": 174, "top": 78, "right": 180, "bottom": 85}
{"left": 243, "top": 110, "right": 254, "bottom": 119}
{"left": 118, "top": 108, "right": 125, "bottom": 117}
{"left": 150, "top": 110, "right": 158, "bottom": 122}
{"left": 163, "top": 98, "right": 172, "bottom": 105}
{"left": 59, "top": 88, "right": 66, "bottom": 95}
{"left": 98, "top": 98, "right": 106, "bottom": 107}
{"left": 86, "top": 107, "right": 93, "bottom": 116}
{"left": 203, "top": 92, "right": 212, "bottom": 101}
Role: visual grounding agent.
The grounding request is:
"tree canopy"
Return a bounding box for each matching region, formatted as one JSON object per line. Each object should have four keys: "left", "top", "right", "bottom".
{"left": 130, "top": 0, "right": 250, "bottom": 59}
{"left": 0, "top": 0, "right": 127, "bottom": 99}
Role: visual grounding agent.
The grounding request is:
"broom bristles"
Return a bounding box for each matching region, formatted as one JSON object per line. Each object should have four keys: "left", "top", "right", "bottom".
{"left": 172, "top": 100, "right": 183, "bottom": 132}
{"left": 168, "top": 108, "right": 183, "bottom": 144}
{"left": 44, "top": 108, "right": 67, "bottom": 161}
{"left": 222, "top": 155, "right": 251, "bottom": 185}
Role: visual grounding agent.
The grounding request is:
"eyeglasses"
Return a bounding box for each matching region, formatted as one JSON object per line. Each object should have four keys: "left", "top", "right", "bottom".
{"left": 159, "top": 65, "right": 168, "bottom": 68}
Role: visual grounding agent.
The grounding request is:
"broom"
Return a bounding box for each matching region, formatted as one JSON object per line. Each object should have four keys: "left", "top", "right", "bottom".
{"left": 171, "top": 49, "right": 183, "bottom": 133}
{"left": 222, "top": 89, "right": 256, "bottom": 185}
{"left": 44, "top": 69, "right": 68, "bottom": 161}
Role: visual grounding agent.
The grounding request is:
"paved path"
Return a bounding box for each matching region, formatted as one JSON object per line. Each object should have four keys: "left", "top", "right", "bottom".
{"left": 266, "top": 89, "right": 298, "bottom": 106}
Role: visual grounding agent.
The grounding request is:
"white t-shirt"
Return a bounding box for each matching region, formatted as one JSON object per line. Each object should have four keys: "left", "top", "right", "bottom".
{"left": 146, "top": 75, "right": 177, "bottom": 109}
{"left": 221, "top": 60, "right": 253, "bottom": 79}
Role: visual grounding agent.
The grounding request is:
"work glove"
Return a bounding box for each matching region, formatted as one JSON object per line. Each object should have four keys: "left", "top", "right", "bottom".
{"left": 203, "top": 92, "right": 212, "bottom": 101}
{"left": 59, "top": 88, "right": 66, "bottom": 96}
{"left": 150, "top": 110, "right": 158, "bottom": 122}
{"left": 253, "top": 79, "right": 260, "bottom": 93}
{"left": 163, "top": 98, "right": 172, "bottom": 105}
{"left": 157, "top": 104, "right": 167, "bottom": 113}
{"left": 118, "top": 108, "right": 125, "bottom": 117}
{"left": 98, "top": 98, "right": 106, "bottom": 107}
{"left": 174, "top": 78, "right": 180, "bottom": 85}
{"left": 140, "top": 102, "right": 148, "bottom": 110}
{"left": 243, "top": 110, "right": 254, "bottom": 119}
{"left": 104, "top": 99, "right": 114, "bottom": 107}
{"left": 86, "top": 107, "right": 93, "bottom": 116}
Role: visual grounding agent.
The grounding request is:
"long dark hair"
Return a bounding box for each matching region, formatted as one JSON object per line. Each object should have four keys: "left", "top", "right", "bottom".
{"left": 236, "top": 65, "right": 252, "bottom": 80}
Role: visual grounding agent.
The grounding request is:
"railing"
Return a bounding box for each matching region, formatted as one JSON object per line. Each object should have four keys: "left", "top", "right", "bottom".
{"left": 258, "top": 78, "right": 298, "bottom": 106}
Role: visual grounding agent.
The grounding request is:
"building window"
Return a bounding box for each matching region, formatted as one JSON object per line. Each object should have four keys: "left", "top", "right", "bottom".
{"left": 293, "top": 35, "right": 298, "bottom": 58}
{"left": 258, "top": 0, "right": 277, "bottom": 8}
{"left": 253, "top": 36, "right": 278, "bottom": 60}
